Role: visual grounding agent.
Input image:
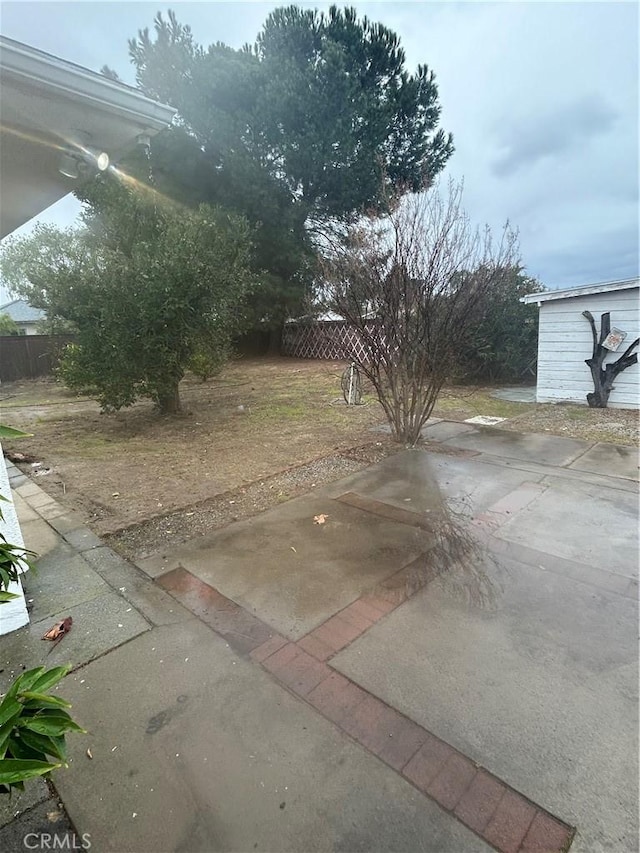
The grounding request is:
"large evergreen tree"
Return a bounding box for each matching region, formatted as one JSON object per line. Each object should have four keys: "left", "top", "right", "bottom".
{"left": 125, "top": 5, "right": 453, "bottom": 344}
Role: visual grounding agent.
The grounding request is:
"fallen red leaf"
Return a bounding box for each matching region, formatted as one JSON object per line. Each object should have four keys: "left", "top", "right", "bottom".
{"left": 42, "top": 616, "right": 73, "bottom": 641}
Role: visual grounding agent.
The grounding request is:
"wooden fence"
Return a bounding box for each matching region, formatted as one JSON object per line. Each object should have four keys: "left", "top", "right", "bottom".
{"left": 0, "top": 335, "right": 72, "bottom": 382}
{"left": 282, "top": 320, "right": 374, "bottom": 360}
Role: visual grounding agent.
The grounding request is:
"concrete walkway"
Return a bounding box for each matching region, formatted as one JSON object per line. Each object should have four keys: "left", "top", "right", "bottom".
{"left": 1, "top": 424, "right": 637, "bottom": 852}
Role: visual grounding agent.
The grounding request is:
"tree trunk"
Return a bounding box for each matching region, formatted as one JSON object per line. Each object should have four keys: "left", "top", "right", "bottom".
{"left": 158, "top": 382, "right": 181, "bottom": 414}
{"left": 583, "top": 311, "right": 639, "bottom": 408}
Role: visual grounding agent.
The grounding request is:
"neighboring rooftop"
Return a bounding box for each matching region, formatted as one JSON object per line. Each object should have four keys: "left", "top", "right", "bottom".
{"left": 0, "top": 298, "right": 45, "bottom": 323}
{"left": 522, "top": 278, "right": 639, "bottom": 305}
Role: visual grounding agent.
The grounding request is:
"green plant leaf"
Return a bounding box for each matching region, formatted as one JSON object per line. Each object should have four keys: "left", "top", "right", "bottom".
{"left": 0, "top": 424, "right": 33, "bottom": 438}
{"left": 0, "top": 759, "right": 60, "bottom": 785}
{"left": 5, "top": 668, "right": 45, "bottom": 701}
{"left": 21, "top": 692, "right": 72, "bottom": 710}
{"left": 0, "top": 590, "right": 19, "bottom": 602}
{"left": 29, "top": 665, "right": 70, "bottom": 694}
{"left": 20, "top": 715, "right": 85, "bottom": 737}
{"left": 6, "top": 735, "right": 44, "bottom": 761}
{"left": 0, "top": 727, "right": 13, "bottom": 760}
{"left": 0, "top": 699, "right": 22, "bottom": 728}
{"left": 15, "top": 729, "right": 68, "bottom": 763}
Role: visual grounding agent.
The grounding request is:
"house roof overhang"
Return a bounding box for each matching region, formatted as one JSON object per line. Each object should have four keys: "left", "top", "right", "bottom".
{"left": 0, "top": 36, "right": 176, "bottom": 238}
{"left": 521, "top": 278, "right": 639, "bottom": 307}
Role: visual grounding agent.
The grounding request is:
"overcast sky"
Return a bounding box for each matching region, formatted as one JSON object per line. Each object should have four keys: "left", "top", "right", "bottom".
{"left": 1, "top": 0, "right": 638, "bottom": 304}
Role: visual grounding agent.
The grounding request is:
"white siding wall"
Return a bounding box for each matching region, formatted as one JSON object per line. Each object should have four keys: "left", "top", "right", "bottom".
{"left": 536, "top": 287, "right": 639, "bottom": 409}
{"left": 0, "top": 446, "right": 30, "bottom": 634}
{"left": 19, "top": 324, "right": 39, "bottom": 336}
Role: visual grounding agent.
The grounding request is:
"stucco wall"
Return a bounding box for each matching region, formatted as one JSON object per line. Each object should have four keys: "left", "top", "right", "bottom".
{"left": 536, "top": 287, "right": 639, "bottom": 408}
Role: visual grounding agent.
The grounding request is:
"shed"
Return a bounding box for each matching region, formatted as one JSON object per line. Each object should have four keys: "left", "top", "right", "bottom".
{"left": 522, "top": 278, "right": 639, "bottom": 409}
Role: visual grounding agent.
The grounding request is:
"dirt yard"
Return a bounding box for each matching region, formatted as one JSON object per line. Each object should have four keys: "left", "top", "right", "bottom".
{"left": 1, "top": 357, "right": 637, "bottom": 557}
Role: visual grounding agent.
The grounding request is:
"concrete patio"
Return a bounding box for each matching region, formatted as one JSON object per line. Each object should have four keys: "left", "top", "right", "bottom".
{"left": 1, "top": 423, "right": 637, "bottom": 852}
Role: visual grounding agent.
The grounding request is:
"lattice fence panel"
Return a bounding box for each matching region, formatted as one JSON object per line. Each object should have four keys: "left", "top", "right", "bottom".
{"left": 282, "top": 321, "right": 381, "bottom": 361}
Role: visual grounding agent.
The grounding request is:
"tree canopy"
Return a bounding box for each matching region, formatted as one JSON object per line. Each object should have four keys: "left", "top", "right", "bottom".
{"left": 0, "top": 314, "right": 20, "bottom": 336}
{"left": 0, "top": 176, "right": 254, "bottom": 413}
{"left": 455, "top": 268, "right": 544, "bottom": 382}
{"left": 123, "top": 5, "right": 453, "bottom": 337}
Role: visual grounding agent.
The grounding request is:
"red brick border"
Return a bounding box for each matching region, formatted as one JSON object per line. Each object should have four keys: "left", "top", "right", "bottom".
{"left": 253, "top": 632, "right": 574, "bottom": 853}
{"left": 157, "top": 567, "right": 274, "bottom": 654}
{"left": 158, "top": 566, "right": 575, "bottom": 853}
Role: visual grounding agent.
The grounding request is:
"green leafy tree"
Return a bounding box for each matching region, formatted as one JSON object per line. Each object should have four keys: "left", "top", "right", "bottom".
{"left": 124, "top": 5, "right": 454, "bottom": 345}
{"left": 0, "top": 177, "right": 254, "bottom": 413}
{"left": 0, "top": 314, "right": 20, "bottom": 335}
{"left": 456, "top": 268, "right": 545, "bottom": 383}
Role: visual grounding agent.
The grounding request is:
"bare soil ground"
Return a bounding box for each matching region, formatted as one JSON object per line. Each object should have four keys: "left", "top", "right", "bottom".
{"left": 1, "top": 358, "right": 637, "bottom": 559}
{"left": 433, "top": 387, "right": 639, "bottom": 444}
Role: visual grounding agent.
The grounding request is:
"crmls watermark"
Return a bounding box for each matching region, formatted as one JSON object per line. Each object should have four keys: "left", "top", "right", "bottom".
{"left": 23, "top": 833, "right": 91, "bottom": 850}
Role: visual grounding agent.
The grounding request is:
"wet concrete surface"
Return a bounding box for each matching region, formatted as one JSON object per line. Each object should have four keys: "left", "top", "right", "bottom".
{"left": 53, "top": 620, "right": 490, "bottom": 853}
{"left": 3, "top": 424, "right": 637, "bottom": 853}
{"left": 332, "top": 544, "right": 638, "bottom": 853}
{"left": 329, "top": 438, "right": 638, "bottom": 853}
{"left": 568, "top": 441, "right": 639, "bottom": 480}
{"left": 438, "top": 425, "right": 590, "bottom": 467}
{"left": 138, "top": 491, "right": 428, "bottom": 640}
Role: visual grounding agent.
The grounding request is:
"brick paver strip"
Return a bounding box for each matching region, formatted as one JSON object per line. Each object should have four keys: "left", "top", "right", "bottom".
{"left": 455, "top": 770, "right": 507, "bottom": 834}
{"left": 344, "top": 598, "right": 389, "bottom": 624}
{"left": 308, "top": 614, "right": 363, "bottom": 652}
{"left": 155, "top": 566, "right": 574, "bottom": 853}
{"left": 370, "top": 710, "right": 428, "bottom": 771}
{"left": 358, "top": 593, "right": 398, "bottom": 616}
{"left": 260, "top": 642, "right": 300, "bottom": 673}
{"left": 297, "top": 633, "right": 334, "bottom": 661}
{"left": 158, "top": 567, "right": 274, "bottom": 653}
{"left": 250, "top": 634, "right": 288, "bottom": 662}
{"left": 402, "top": 732, "right": 454, "bottom": 791}
{"left": 215, "top": 609, "right": 276, "bottom": 655}
{"left": 339, "top": 694, "right": 391, "bottom": 745}
{"left": 377, "top": 556, "right": 439, "bottom": 604}
{"left": 427, "top": 752, "right": 477, "bottom": 811}
{"left": 158, "top": 567, "right": 237, "bottom": 612}
{"left": 336, "top": 603, "right": 374, "bottom": 633}
{"left": 520, "top": 811, "right": 575, "bottom": 852}
{"left": 306, "top": 672, "right": 369, "bottom": 723}
{"left": 484, "top": 789, "right": 537, "bottom": 853}
{"left": 270, "top": 648, "right": 332, "bottom": 696}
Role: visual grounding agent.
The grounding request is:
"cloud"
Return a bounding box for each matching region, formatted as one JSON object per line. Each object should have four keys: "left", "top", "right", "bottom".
{"left": 528, "top": 222, "right": 639, "bottom": 287}
{"left": 492, "top": 95, "right": 619, "bottom": 178}
{"left": 0, "top": 1, "right": 637, "bottom": 290}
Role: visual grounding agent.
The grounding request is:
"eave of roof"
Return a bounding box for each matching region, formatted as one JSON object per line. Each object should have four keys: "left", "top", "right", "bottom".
{"left": 522, "top": 278, "right": 639, "bottom": 305}
{"left": 0, "top": 36, "right": 176, "bottom": 130}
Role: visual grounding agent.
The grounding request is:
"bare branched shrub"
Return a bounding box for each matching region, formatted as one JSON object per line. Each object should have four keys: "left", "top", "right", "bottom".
{"left": 321, "top": 181, "right": 519, "bottom": 444}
